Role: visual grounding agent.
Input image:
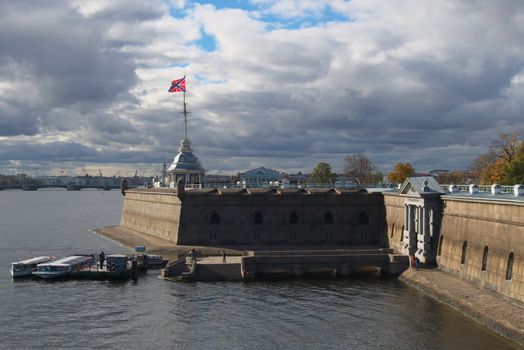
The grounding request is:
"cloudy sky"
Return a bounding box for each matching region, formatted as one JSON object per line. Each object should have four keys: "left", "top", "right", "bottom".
{"left": 1, "top": 0, "right": 523, "bottom": 177}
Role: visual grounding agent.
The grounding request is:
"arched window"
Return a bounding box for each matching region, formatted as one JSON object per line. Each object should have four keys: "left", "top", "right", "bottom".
{"left": 461, "top": 241, "right": 468, "bottom": 265}
{"left": 323, "top": 211, "right": 334, "bottom": 224}
{"left": 481, "top": 246, "right": 488, "bottom": 271}
{"left": 289, "top": 211, "right": 298, "bottom": 224}
{"left": 253, "top": 211, "right": 263, "bottom": 224}
{"left": 209, "top": 210, "right": 221, "bottom": 224}
{"left": 438, "top": 235, "right": 444, "bottom": 256}
{"left": 506, "top": 252, "right": 514, "bottom": 280}
{"left": 358, "top": 211, "right": 369, "bottom": 225}
{"left": 390, "top": 223, "right": 395, "bottom": 238}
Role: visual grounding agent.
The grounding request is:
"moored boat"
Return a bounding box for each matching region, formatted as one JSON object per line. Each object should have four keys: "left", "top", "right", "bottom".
{"left": 10, "top": 256, "right": 54, "bottom": 277}
{"left": 33, "top": 255, "right": 95, "bottom": 279}
{"left": 145, "top": 254, "right": 168, "bottom": 268}
{"left": 69, "top": 254, "right": 137, "bottom": 280}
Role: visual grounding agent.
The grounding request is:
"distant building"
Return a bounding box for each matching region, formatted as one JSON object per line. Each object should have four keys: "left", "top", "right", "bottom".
{"left": 204, "top": 174, "right": 232, "bottom": 188}
{"left": 240, "top": 167, "right": 283, "bottom": 187}
{"left": 282, "top": 172, "right": 307, "bottom": 186}
{"left": 429, "top": 169, "right": 449, "bottom": 177}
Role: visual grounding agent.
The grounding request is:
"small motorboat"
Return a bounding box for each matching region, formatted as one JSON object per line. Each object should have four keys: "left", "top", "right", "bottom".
{"left": 144, "top": 254, "right": 168, "bottom": 268}
{"left": 33, "top": 255, "right": 95, "bottom": 279}
{"left": 10, "top": 256, "right": 54, "bottom": 277}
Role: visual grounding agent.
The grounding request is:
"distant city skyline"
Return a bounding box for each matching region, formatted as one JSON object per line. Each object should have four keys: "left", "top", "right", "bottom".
{"left": 1, "top": 1, "right": 523, "bottom": 176}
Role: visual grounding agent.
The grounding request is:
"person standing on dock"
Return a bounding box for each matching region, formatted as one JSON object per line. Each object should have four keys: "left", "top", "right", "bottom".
{"left": 99, "top": 250, "right": 105, "bottom": 269}
{"left": 222, "top": 250, "right": 226, "bottom": 263}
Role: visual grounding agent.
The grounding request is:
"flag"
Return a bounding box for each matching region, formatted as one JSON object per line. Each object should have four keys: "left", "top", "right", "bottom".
{"left": 168, "top": 77, "right": 186, "bottom": 93}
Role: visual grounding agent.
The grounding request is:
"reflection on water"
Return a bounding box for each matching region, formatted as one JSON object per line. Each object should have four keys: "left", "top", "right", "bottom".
{"left": 0, "top": 191, "right": 519, "bottom": 349}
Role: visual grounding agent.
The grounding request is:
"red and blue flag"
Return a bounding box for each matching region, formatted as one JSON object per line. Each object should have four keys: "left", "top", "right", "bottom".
{"left": 168, "top": 77, "right": 186, "bottom": 93}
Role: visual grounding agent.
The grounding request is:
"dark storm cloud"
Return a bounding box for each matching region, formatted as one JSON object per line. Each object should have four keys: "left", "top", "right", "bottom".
{"left": 0, "top": 141, "right": 97, "bottom": 161}
{"left": 0, "top": 1, "right": 137, "bottom": 140}
{"left": 0, "top": 99, "right": 40, "bottom": 136}
{"left": 1, "top": 0, "right": 524, "bottom": 175}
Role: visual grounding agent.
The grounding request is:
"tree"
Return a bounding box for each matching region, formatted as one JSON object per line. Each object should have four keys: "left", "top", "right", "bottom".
{"left": 387, "top": 163, "right": 415, "bottom": 184}
{"left": 436, "top": 170, "right": 467, "bottom": 184}
{"left": 470, "top": 132, "right": 523, "bottom": 184}
{"left": 505, "top": 152, "right": 524, "bottom": 184}
{"left": 310, "top": 162, "right": 335, "bottom": 184}
{"left": 490, "top": 132, "right": 521, "bottom": 164}
{"left": 470, "top": 151, "right": 496, "bottom": 184}
{"left": 344, "top": 153, "right": 377, "bottom": 184}
{"left": 369, "top": 170, "right": 384, "bottom": 184}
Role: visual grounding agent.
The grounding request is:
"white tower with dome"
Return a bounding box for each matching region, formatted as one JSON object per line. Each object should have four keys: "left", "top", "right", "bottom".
{"left": 166, "top": 91, "right": 206, "bottom": 187}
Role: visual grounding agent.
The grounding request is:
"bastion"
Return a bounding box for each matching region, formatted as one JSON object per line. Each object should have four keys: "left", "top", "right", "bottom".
{"left": 121, "top": 187, "right": 387, "bottom": 247}
{"left": 117, "top": 178, "right": 522, "bottom": 303}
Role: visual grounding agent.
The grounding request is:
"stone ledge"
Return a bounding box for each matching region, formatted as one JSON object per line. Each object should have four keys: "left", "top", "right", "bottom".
{"left": 400, "top": 268, "right": 524, "bottom": 347}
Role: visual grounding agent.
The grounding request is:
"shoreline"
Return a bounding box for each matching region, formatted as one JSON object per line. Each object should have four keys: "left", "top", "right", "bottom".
{"left": 92, "top": 226, "right": 244, "bottom": 262}
{"left": 399, "top": 268, "right": 524, "bottom": 347}
{"left": 93, "top": 225, "right": 524, "bottom": 347}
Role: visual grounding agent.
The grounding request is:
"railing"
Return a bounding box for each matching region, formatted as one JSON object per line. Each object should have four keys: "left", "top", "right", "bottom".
{"left": 440, "top": 184, "right": 518, "bottom": 194}
{"left": 198, "top": 182, "right": 396, "bottom": 190}
{"left": 184, "top": 184, "right": 202, "bottom": 190}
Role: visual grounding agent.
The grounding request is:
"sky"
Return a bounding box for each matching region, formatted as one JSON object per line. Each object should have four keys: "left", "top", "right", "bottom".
{"left": 1, "top": 0, "right": 523, "bottom": 177}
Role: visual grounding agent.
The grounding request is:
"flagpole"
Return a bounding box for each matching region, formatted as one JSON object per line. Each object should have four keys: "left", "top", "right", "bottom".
{"left": 183, "top": 90, "right": 188, "bottom": 140}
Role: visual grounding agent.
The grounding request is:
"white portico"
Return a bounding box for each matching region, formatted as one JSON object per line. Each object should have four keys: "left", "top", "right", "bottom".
{"left": 398, "top": 177, "right": 445, "bottom": 265}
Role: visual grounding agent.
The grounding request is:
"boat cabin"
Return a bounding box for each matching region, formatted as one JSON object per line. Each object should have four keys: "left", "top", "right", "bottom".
{"left": 10, "top": 256, "right": 54, "bottom": 277}
{"left": 33, "top": 255, "right": 95, "bottom": 278}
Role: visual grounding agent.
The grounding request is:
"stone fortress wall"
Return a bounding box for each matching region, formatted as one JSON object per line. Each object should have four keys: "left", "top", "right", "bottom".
{"left": 381, "top": 180, "right": 523, "bottom": 303}
{"left": 120, "top": 180, "right": 523, "bottom": 303}
{"left": 121, "top": 190, "right": 182, "bottom": 242}
{"left": 122, "top": 187, "right": 387, "bottom": 247}
{"left": 437, "top": 197, "right": 523, "bottom": 302}
{"left": 384, "top": 194, "right": 406, "bottom": 253}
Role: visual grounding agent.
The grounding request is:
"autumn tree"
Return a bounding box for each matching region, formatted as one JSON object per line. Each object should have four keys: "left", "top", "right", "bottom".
{"left": 310, "top": 162, "right": 335, "bottom": 184}
{"left": 387, "top": 163, "right": 415, "bottom": 184}
{"left": 470, "top": 132, "right": 523, "bottom": 184}
{"left": 505, "top": 151, "right": 524, "bottom": 184}
{"left": 490, "top": 132, "right": 521, "bottom": 163}
{"left": 470, "top": 151, "right": 496, "bottom": 184}
{"left": 436, "top": 170, "right": 467, "bottom": 184}
{"left": 344, "top": 153, "right": 379, "bottom": 184}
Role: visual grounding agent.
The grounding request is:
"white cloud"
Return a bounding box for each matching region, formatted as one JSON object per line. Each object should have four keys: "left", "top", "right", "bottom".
{"left": 1, "top": 0, "right": 523, "bottom": 177}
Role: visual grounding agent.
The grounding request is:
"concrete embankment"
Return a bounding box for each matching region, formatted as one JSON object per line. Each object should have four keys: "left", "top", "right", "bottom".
{"left": 400, "top": 268, "right": 524, "bottom": 347}
{"left": 92, "top": 226, "right": 242, "bottom": 262}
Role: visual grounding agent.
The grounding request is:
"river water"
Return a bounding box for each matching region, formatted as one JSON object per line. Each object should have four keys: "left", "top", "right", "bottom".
{"left": 0, "top": 190, "right": 519, "bottom": 349}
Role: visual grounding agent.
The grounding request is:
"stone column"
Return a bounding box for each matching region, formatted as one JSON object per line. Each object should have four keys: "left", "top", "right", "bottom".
{"left": 417, "top": 206, "right": 425, "bottom": 260}
{"left": 404, "top": 204, "right": 411, "bottom": 251}
{"left": 423, "top": 206, "right": 436, "bottom": 264}
{"left": 408, "top": 205, "right": 417, "bottom": 255}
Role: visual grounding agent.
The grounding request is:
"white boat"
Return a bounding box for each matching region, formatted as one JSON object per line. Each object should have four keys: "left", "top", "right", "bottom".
{"left": 10, "top": 256, "right": 54, "bottom": 277}
{"left": 33, "top": 255, "right": 95, "bottom": 279}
